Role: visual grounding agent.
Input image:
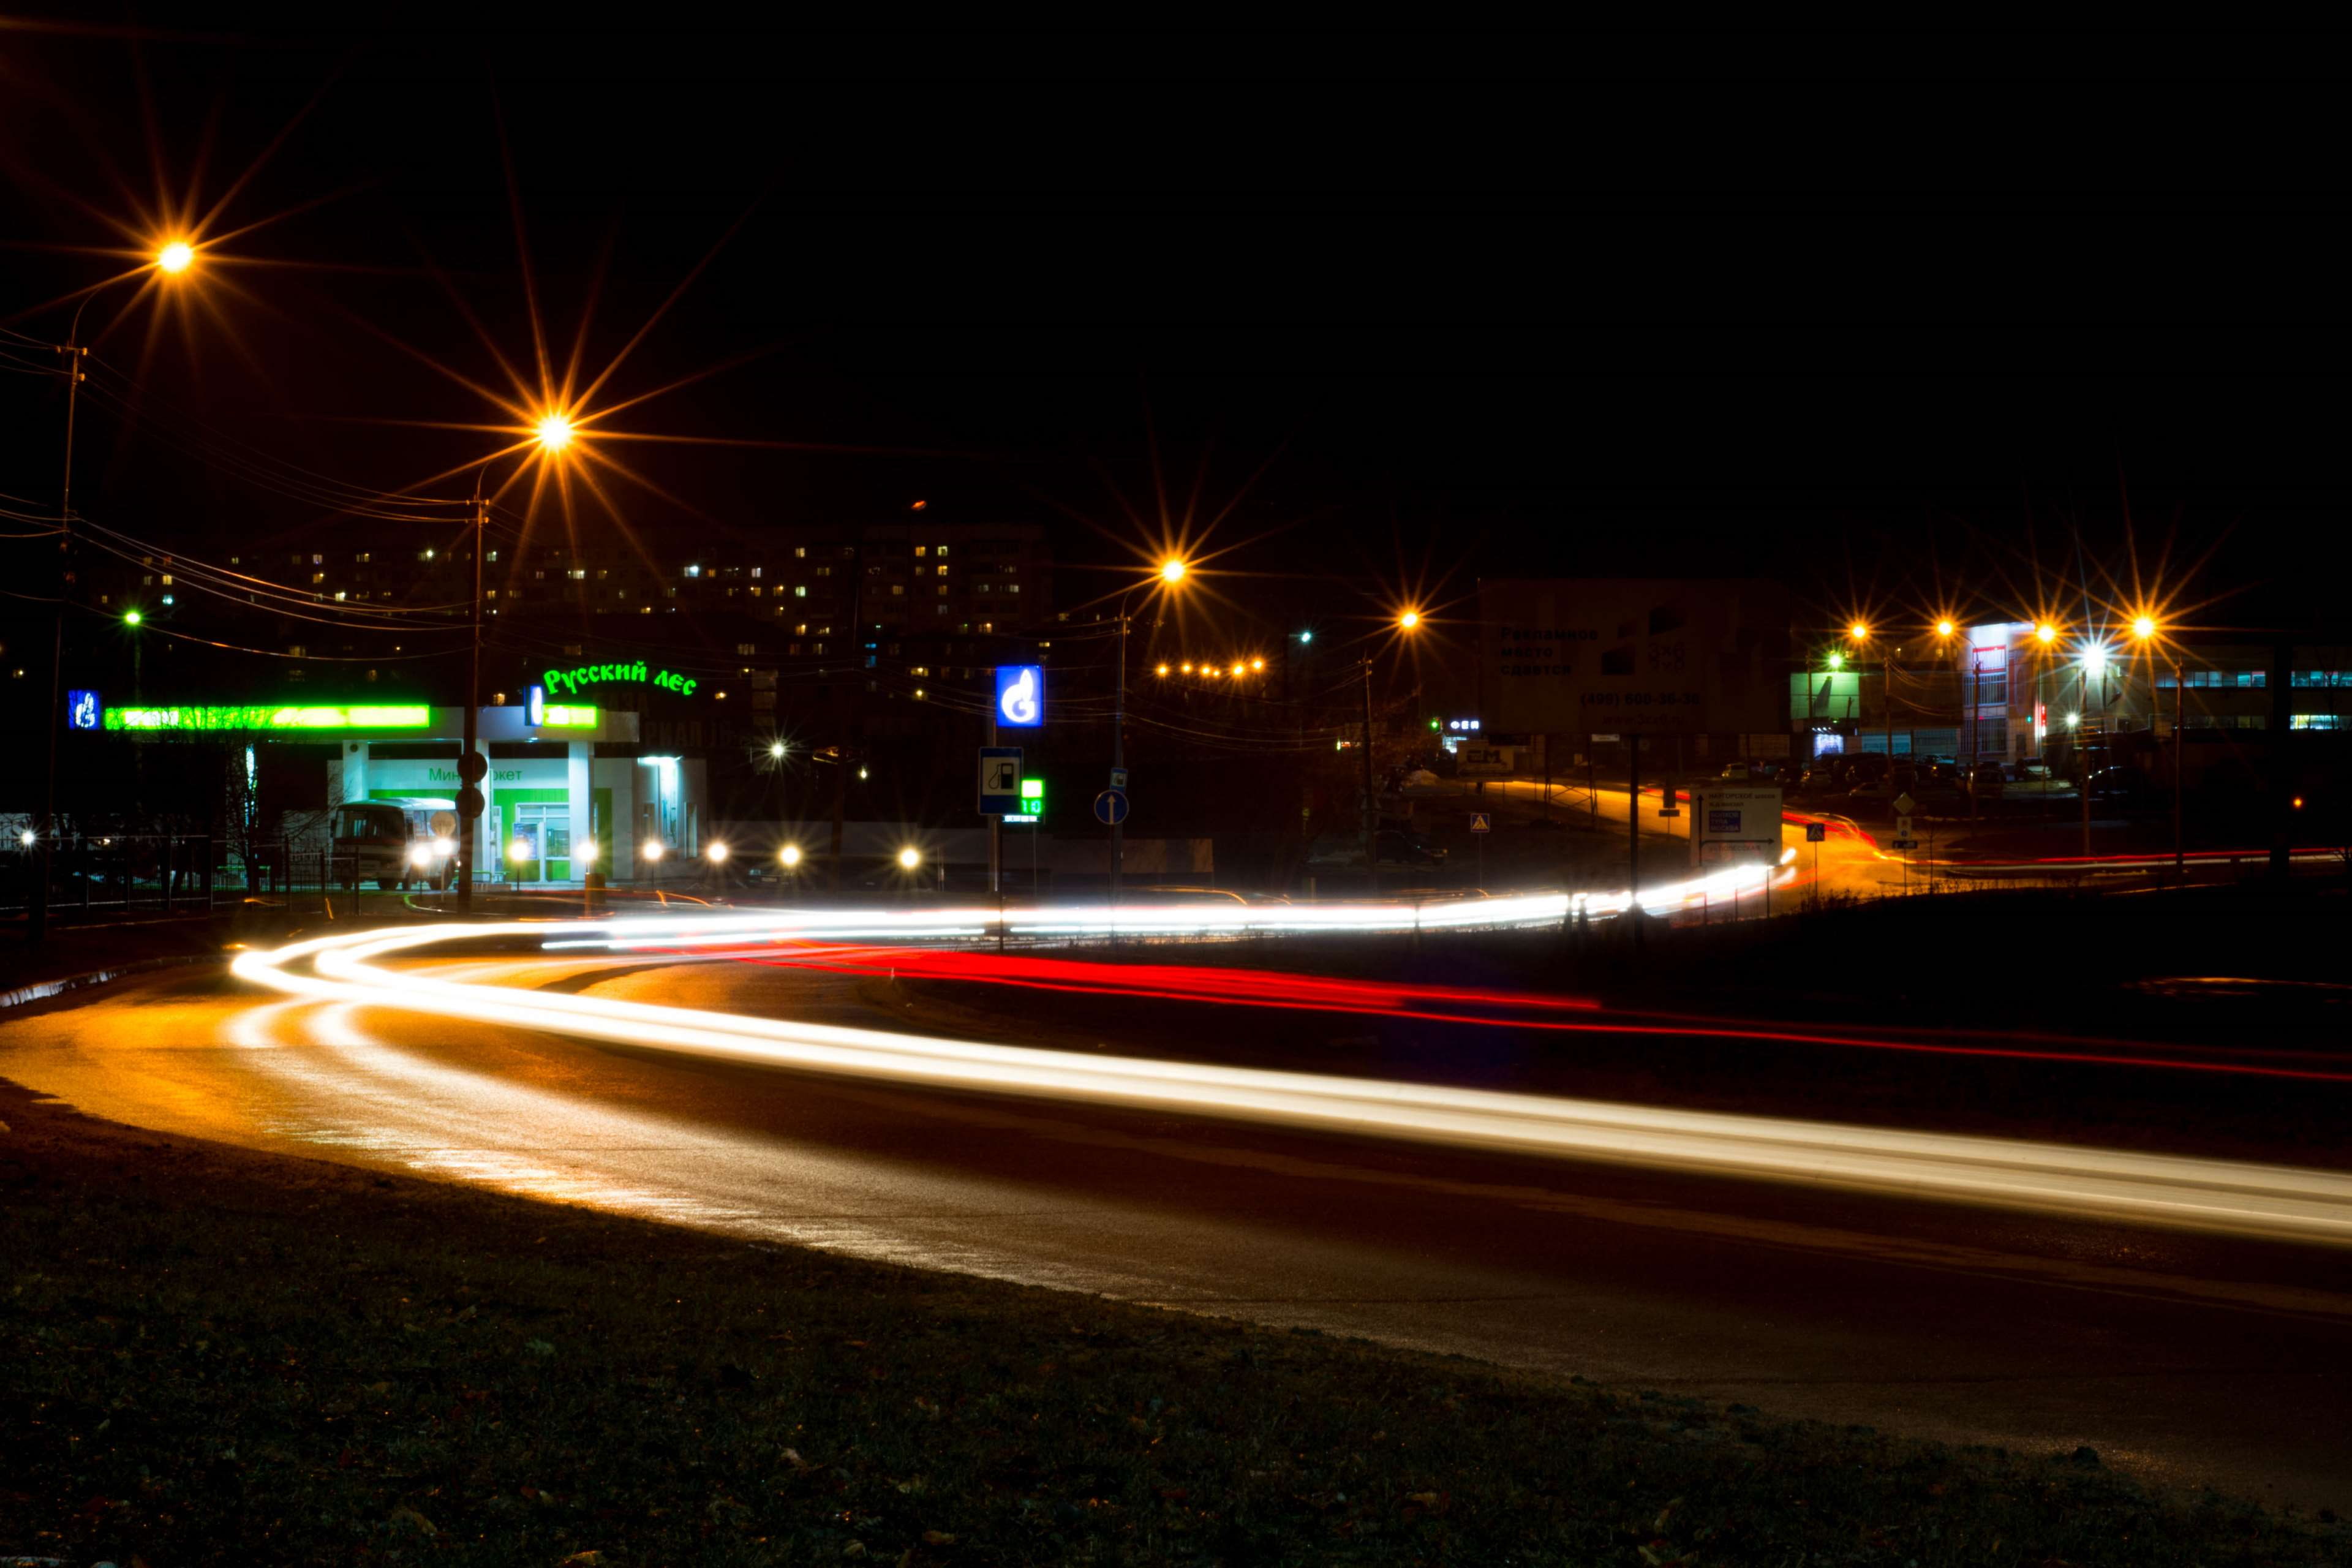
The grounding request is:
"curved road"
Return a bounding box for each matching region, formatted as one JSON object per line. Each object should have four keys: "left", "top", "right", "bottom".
{"left": 4, "top": 940, "right": 2349, "bottom": 1512}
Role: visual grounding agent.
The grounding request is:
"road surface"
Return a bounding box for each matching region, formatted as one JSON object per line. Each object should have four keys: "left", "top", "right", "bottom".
{"left": 5, "top": 934, "right": 2348, "bottom": 1511}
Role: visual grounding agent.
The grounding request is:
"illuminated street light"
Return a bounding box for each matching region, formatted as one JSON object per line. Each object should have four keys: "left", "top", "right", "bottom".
{"left": 18, "top": 829, "right": 34, "bottom": 848}
{"left": 534, "top": 412, "right": 575, "bottom": 453}
{"left": 897, "top": 846, "right": 922, "bottom": 870}
{"left": 156, "top": 239, "right": 195, "bottom": 274}
{"left": 1298, "top": 630, "right": 1313, "bottom": 644}
{"left": 2035, "top": 622, "right": 2058, "bottom": 646}
{"left": 1850, "top": 622, "right": 1869, "bottom": 642}
{"left": 768, "top": 741, "right": 786, "bottom": 759}
{"left": 1159, "top": 558, "right": 1187, "bottom": 585}
{"left": 1826, "top": 651, "right": 1844, "bottom": 670}
{"left": 578, "top": 840, "right": 598, "bottom": 865}
{"left": 2081, "top": 643, "right": 2109, "bottom": 677}
{"left": 706, "top": 841, "right": 730, "bottom": 864}
{"left": 123, "top": 609, "right": 142, "bottom": 627}
{"left": 1250, "top": 657, "right": 1264, "bottom": 671}
{"left": 857, "top": 765, "right": 869, "bottom": 780}
{"left": 642, "top": 842, "right": 665, "bottom": 862}
{"left": 778, "top": 843, "right": 803, "bottom": 869}
{"left": 1936, "top": 619, "right": 1956, "bottom": 638}
{"left": 1399, "top": 610, "right": 1421, "bottom": 631}
{"left": 2133, "top": 615, "right": 2158, "bottom": 641}
{"left": 1156, "top": 663, "right": 1169, "bottom": 676}
{"left": 508, "top": 839, "right": 532, "bottom": 864}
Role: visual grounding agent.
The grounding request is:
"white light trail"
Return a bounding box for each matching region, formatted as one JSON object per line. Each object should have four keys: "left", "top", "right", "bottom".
{"left": 232, "top": 925, "right": 2352, "bottom": 1246}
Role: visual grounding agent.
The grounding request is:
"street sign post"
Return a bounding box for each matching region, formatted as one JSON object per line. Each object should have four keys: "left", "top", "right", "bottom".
{"left": 978, "top": 746, "right": 1024, "bottom": 815}
{"left": 1804, "top": 821, "right": 1827, "bottom": 842}
{"left": 1468, "top": 812, "right": 1491, "bottom": 832}
{"left": 1093, "top": 788, "right": 1129, "bottom": 826}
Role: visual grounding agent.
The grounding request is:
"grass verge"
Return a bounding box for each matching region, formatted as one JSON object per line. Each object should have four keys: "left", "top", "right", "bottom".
{"left": 2, "top": 1076, "right": 2343, "bottom": 1567}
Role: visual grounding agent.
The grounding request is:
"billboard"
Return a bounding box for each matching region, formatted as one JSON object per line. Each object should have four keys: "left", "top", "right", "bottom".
{"left": 1479, "top": 579, "right": 1790, "bottom": 737}
{"left": 1690, "top": 785, "right": 1785, "bottom": 868}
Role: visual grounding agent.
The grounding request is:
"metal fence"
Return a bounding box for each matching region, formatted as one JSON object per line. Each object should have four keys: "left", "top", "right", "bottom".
{"left": 0, "top": 834, "right": 448, "bottom": 922}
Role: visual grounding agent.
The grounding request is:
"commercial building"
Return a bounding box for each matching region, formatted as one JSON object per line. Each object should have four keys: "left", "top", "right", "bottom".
{"left": 88, "top": 698, "right": 707, "bottom": 886}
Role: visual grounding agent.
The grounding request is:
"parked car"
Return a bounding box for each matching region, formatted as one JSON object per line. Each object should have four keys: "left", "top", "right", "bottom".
{"left": 1967, "top": 761, "right": 2007, "bottom": 797}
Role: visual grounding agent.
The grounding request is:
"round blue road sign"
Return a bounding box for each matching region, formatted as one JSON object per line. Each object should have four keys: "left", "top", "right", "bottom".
{"left": 1093, "top": 788, "right": 1130, "bottom": 826}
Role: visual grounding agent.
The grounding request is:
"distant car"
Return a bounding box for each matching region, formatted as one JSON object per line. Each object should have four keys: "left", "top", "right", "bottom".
{"left": 330, "top": 802, "right": 442, "bottom": 891}
{"left": 1305, "top": 831, "right": 1449, "bottom": 869}
{"left": 1967, "top": 761, "right": 2007, "bottom": 797}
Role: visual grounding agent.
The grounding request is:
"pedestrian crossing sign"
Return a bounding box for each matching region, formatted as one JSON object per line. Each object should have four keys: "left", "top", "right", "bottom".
{"left": 1469, "top": 812, "right": 1491, "bottom": 833}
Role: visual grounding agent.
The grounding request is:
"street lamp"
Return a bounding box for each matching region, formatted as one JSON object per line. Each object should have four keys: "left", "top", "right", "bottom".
{"left": 706, "top": 841, "right": 729, "bottom": 864}
{"left": 451, "top": 409, "right": 579, "bottom": 913}
{"left": 2132, "top": 615, "right": 2184, "bottom": 881}
{"left": 31, "top": 242, "right": 203, "bottom": 944}
{"left": 2076, "top": 641, "right": 2113, "bottom": 857}
{"left": 1358, "top": 611, "right": 1425, "bottom": 875}
{"left": 1112, "top": 560, "right": 1189, "bottom": 905}
{"left": 779, "top": 843, "right": 802, "bottom": 869}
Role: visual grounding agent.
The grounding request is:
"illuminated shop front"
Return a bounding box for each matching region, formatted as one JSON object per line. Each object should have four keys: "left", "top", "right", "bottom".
{"left": 95, "top": 698, "right": 706, "bottom": 886}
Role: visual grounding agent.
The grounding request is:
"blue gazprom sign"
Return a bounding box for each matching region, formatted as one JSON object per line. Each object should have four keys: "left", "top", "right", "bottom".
{"left": 994, "top": 665, "right": 1044, "bottom": 728}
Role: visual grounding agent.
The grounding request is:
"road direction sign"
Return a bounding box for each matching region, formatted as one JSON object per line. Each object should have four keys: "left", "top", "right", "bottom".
{"left": 978, "top": 746, "right": 1024, "bottom": 814}
{"left": 1093, "top": 788, "right": 1130, "bottom": 826}
{"left": 1469, "top": 812, "right": 1491, "bottom": 833}
{"left": 1892, "top": 791, "right": 1917, "bottom": 816}
{"left": 1892, "top": 837, "right": 1919, "bottom": 850}
{"left": 1804, "top": 821, "right": 1828, "bottom": 843}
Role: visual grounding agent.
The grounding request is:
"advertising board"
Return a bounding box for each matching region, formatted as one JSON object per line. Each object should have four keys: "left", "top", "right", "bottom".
{"left": 1479, "top": 579, "right": 1790, "bottom": 737}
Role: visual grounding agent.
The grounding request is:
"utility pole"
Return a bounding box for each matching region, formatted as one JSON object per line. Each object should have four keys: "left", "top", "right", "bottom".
{"left": 1627, "top": 732, "right": 1642, "bottom": 940}
{"left": 1359, "top": 655, "right": 1377, "bottom": 884}
{"left": 829, "top": 528, "right": 865, "bottom": 892}
{"left": 1113, "top": 594, "right": 1129, "bottom": 905}
{"left": 2079, "top": 666, "right": 2091, "bottom": 860}
{"left": 32, "top": 326, "right": 90, "bottom": 944}
{"left": 456, "top": 480, "right": 485, "bottom": 911}
{"left": 2173, "top": 656, "right": 2184, "bottom": 884}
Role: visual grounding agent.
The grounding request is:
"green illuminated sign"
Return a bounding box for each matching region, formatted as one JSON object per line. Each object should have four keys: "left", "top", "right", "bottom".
{"left": 102, "top": 705, "right": 434, "bottom": 733}
{"left": 543, "top": 662, "right": 699, "bottom": 698}
{"left": 542, "top": 704, "right": 600, "bottom": 728}
{"left": 1020, "top": 777, "right": 1044, "bottom": 802}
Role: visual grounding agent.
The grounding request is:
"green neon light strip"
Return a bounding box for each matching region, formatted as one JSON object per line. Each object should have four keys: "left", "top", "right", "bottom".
{"left": 542, "top": 704, "right": 599, "bottom": 728}
{"left": 102, "top": 705, "right": 434, "bottom": 733}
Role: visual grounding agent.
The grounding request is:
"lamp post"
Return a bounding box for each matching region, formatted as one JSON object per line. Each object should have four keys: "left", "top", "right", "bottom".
{"left": 1360, "top": 612, "right": 1422, "bottom": 885}
{"left": 32, "top": 243, "right": 199, "bottom": 944}
{"left": 454, "top": 413, "right": 573, "bottom": 913}
{"left": 2132, "top": 616, "right": 2182, "bottom": 884}
{"left": 1112, "top": 557, "right": 1187, "bottom": 907}
{"left": 2078, "top": 641, "right": 2109, "bottom": 859}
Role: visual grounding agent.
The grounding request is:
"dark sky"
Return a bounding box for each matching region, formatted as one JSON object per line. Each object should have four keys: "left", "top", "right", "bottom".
{"left": 6, "top": 24, "right": 2348, "bottom": 641}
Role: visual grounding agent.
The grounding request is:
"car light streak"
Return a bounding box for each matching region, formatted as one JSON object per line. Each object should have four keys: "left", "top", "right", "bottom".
{"left": 232, "top": 925, "right": 2352, "bottom": 1245}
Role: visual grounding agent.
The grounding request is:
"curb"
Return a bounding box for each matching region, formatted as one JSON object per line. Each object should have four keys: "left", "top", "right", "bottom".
{"left": 0, "top": 953, "right": 222, "bottom": 1012}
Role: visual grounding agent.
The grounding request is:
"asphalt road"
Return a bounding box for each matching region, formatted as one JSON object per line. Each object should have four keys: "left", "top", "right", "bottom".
{"left": 6, "top": 946, "right": 2350, "bottom": 1512}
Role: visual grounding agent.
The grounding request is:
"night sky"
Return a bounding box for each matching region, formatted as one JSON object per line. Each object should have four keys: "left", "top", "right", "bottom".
{"left": 6, "top": 25, "right": 2346, "bottom": 640}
